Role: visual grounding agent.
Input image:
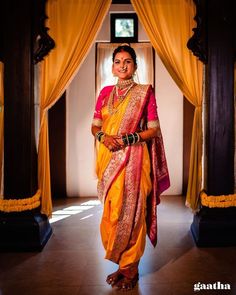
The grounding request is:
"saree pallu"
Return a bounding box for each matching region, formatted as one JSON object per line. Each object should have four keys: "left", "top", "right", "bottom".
{"left": 96, "top": 84, "right": 170, "bottom": 274}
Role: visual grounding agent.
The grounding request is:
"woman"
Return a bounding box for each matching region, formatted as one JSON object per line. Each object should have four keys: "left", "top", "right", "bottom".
{"left": 91, "top": 44, "right": 170, "bottom": 291}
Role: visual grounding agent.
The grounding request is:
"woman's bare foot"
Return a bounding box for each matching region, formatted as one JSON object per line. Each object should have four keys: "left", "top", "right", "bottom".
{"left": 106, "top": 269, "right": 123, "bottom": 286}
{"left": 115, "top": 273, "right": 139, "bottom": 291}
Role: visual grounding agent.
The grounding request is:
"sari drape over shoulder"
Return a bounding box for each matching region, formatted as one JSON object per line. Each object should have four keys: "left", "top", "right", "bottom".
{"left": 94, "top": 84, "right": 170, "bottom": 265}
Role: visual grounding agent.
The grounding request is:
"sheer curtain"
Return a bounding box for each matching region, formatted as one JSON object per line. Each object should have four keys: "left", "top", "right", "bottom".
{"left": 39, "top": 0, "right": 111, "bottom": 216}
{"left": 131, "top": 0, "right": 203, "bottom": 211}
{"left": 96, "top": 42, "right": 154, "bottom": 96}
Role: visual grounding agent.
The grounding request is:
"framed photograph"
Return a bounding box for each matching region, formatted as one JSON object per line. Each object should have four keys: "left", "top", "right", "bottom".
{"left": 110, "top": 13, "right": 138, "bottom": 43}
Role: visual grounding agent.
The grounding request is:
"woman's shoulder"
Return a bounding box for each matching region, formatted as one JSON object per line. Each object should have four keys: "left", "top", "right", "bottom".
{"left": 97, "top": 86, "right": 114, "bottom": 105}
{"left": 135, "top": 83, "right": 152, "bottom": 87}
{"left": 100, "top": 85, "right": 114, "bottom": 94}
{"left": 134, "top": 83, "right": 153, "bottom": 92}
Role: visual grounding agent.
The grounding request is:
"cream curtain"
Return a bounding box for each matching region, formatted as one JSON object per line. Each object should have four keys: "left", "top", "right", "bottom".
{"left": 96, "top": 42, "right": 154, "bottom": 96}
{"left": 131, "top": 0, "right": 203, "bottom": 211}
{"left": 39, "top": 0, "right": 111, "bottom": 216}
{"left": 132, "top": 43, "right": 154, "bottom": 86}
{"left": 0, "top": 62, "right": 3, "bottom": 198}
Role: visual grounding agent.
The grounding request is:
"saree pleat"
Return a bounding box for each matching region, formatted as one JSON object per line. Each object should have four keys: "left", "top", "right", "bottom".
{"left": 101, "top": 144, "right": 151, "bottom": 273}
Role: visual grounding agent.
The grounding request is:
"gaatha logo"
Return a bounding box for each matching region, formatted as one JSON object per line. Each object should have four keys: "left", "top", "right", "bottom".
{"left": 194, "top": 282, "right": 231, "bottom": 292}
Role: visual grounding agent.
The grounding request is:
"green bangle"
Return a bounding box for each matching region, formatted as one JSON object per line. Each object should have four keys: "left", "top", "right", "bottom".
{"left": 100, "top": 134, "right": 106, "bottom": 143}
{"left": 122, "top": 132, "right": 140, "bottom": 146}
{"left": 95, "top": 131, "right": 104, "bottom": 142}
{"left": 122, "top": 134, "right": 128, "bottom": 145}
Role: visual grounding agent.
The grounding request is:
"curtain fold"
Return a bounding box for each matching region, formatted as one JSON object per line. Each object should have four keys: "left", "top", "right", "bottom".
{"left": 0, "top": 62, "right": 4, "bottom": 198}
{"left": 131, "top": 0, "right": 203, "bottom": 210}
{"left": 39, "top": 0, "right": 111, "bottom": 216}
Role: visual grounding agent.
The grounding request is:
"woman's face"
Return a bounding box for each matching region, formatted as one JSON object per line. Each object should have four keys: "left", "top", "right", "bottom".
{"left": 112, "top": 50, "right": 136, "bottom": 81}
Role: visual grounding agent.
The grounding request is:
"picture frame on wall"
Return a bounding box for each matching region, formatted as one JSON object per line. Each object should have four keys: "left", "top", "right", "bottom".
{"left": 110, "top": 13, "right": 138, "bottom": 43}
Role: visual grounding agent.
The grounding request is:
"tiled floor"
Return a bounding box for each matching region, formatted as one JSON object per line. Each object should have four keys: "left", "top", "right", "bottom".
{"left": 0, "top": 195, "right": 236, "bottom": 295}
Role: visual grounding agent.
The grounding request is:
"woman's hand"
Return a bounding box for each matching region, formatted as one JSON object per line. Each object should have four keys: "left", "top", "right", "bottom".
{"left": 103, "top": 135, "right": 123, "bottom": 151}
{"left": 91, "top": 126, "right": 124, "bottom": 152}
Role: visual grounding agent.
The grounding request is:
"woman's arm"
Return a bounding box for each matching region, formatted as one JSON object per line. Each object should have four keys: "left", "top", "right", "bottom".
{"left": 139, "top": 127, "right": 159, "bottom": 141}
{"left": 91, "top": 125, "right": 120, "bottom": 150}
{"left": 138, "top": 87, "right": 160, "bottom": 141}
{"left": 91, "top": 125, "right": 101, "bottom": 137}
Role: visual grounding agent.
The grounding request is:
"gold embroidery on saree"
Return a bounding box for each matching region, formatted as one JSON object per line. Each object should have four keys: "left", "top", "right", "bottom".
{"left": 107, "top": 145, "right": 144, "bottom": 263}
{"left": 97, "top": 149, "right": 127, "bottom": 202}
{"left": 118, "top": 85, "right": 150, "bottom": 134}
{"left": 98, "top": 84, "right": 150, "bottom": 203}
{"left": 104, "top": 85, "right": 150, "bottom": 263}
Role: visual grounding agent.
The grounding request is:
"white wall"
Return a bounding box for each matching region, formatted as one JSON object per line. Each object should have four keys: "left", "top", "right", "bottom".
{"left": 66, "top": 45, "right": 97, "bottom": 196}
{"left": 66, "top": 4, "right": 183, "bottom": 197}
{"left": 155, "top": 54, "right": 183, "bottom": 194}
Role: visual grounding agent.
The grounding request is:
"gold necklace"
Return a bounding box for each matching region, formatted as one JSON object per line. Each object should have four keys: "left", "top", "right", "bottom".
{"left": 116, "top": 78, "right": 134, "bottom": 89}
{"left": 115, "top": 83, "right": 134, "bottom": 101}
{"left": 107, "top": 83, "right": 135, "bottom": 115}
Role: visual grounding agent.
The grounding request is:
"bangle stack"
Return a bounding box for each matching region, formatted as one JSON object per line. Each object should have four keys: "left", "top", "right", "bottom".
{"left": 95, "top": 131, "right": 105, "bottom": 143}
{"left": 122, "top": 132, "right": 140, "bottom": 146}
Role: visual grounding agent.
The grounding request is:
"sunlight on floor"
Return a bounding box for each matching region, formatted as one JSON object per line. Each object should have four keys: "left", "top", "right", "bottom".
{"left": 49, "top": 199, "right": 101, "bottom": 224}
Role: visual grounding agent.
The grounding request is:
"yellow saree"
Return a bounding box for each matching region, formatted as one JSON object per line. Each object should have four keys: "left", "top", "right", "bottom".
{"left": 95, "top": 84, "right": 170, "bottom": 276}
{"left": 97, "top": 85, "right": 152, "bottom": 274}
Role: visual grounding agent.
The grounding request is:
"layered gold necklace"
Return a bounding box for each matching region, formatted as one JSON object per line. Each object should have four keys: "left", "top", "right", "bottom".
{"left": 116, "top": 78, "right": 134, "bottom": 89}
{"left": 107, "top": 78, "right": 135, "bottom": 115}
